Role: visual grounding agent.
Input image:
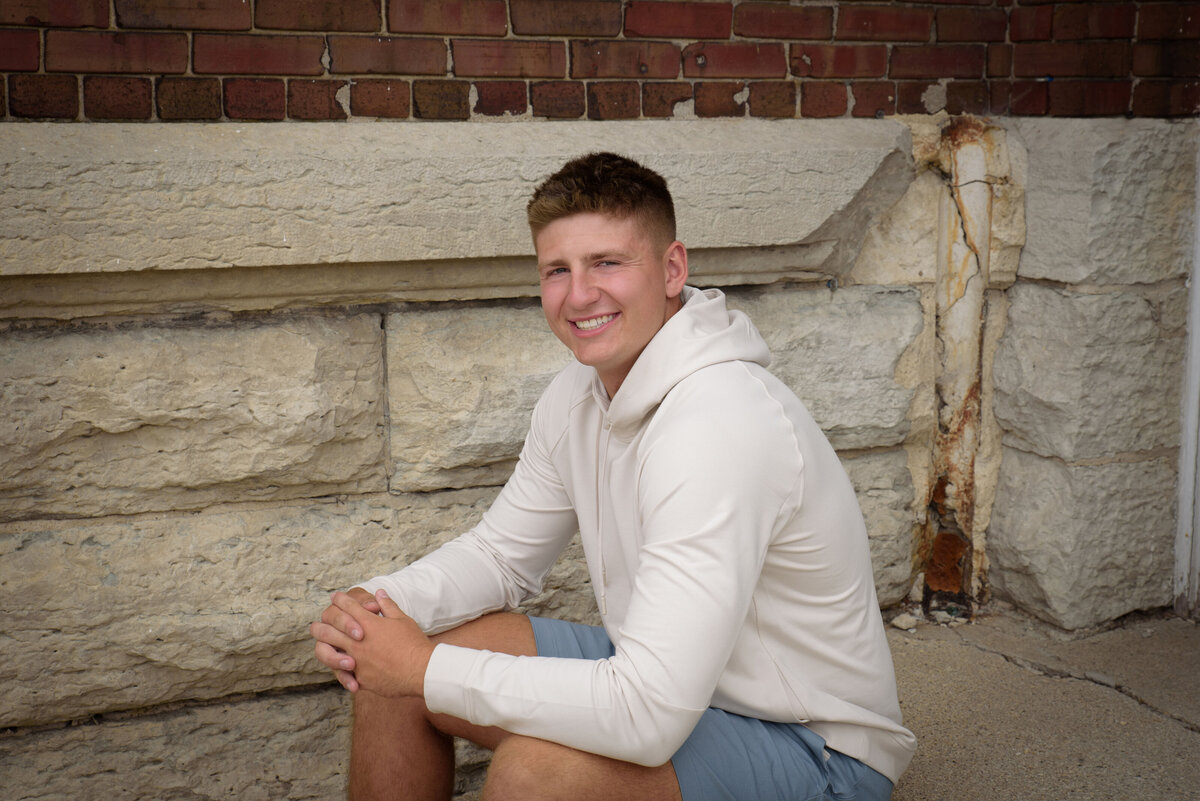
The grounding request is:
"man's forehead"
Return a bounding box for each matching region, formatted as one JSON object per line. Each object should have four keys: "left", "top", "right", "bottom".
{"left": 532, "top": 210, "right": 669, "bottom": 254}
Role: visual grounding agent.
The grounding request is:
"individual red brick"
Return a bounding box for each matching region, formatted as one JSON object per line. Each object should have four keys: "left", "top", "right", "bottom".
{"left": 1134, "top": 42, "right": 1200, "bottom": 78}
{"left": 530, "top": 80, "right": 584, "bottom": 117}
{"left": 511, "top": 0, "right": 622, "bottom": 36}
{"left": 329, "top": 36, "right": 446, "bottom": 75}
{"left": 945, "top": 80, "right": 989, "bottom": 114}
{"left": 1133, "top": 80, "right": 1200, "bottom": 117}
{"left": 1010, "top": 79, "right": 1048, "bottom": 115}
{"left": 1138, "top": 4, "right": 1200, "bottom": 40}
{"left": 1048, "top": 79, "right": 1131, "bottom": 116}
{"left": 0, "top": 30, "right": 39, "bottom": 71}
{"left": 389, "top": 0, "right": 507, "bottom": 35}
{"left": 156, "top": 76, "right": 222, "bottom": 120}
{"left": 83, "top": 75, "right": 152, "bottom": 119}
{"left": 412, "top": 78, "right": 470, "bottom": 118}
{"left": 46, "top": 31, "right": 188, "bottom": 74}
{"left": 1, "top": 0, "right": 107, "bottom": 27}
{"left": 895, "top": 80, "right": 939, "bottom": 114}
{"left": 989, "top": 80, "right": 1011, "bottom": 115}
{"left": 571, "top": 40, "right": 680, "bottom": 79}
{"left": 936, "top": 8, "right": 1007, "bottom": 42}
{"left": 8, "top": 74, "right": 77, "bottom": 118}
{"left": 988, "top": 43, "right": 1012, "bottom": 78}
{"left": 790, "top": 44, "right": 886, "bottom": 78}
{"left": 223, "top": 77, "right": 285, "bottom": 120}
{"left": 473, "top": 80, "right": 526, "bottom": 115}
{"left": 800, "top": 81, "right": 847, "bottom": 117}
{"left": 453, "top": 39, "right": 565, "bottom": 78}
{"left": 115, "top": 0, "right": 251, "bottom": 30}
{"left": 350, "top": 78, "right": 410, "bottom": 117}
{"left": 749, "top": 80, "right": 796, "bottom": 117}
{"left": 733, "top": 3, "right": 832, "bottom": 39}
{"left": 625, "top": 1, "right": 732, "bottom": 39}
{"left": 1010, "top": 6, "right": 1052, "bottom": 41}
{"left": 837, "top": 6, "right": 933, "bottom": 42}
{"left": 642, "top": 81, "right": 692, "bottom": 117}
{"left": 587, "top": 81, "right": 639, "bottom": 119}
{"left": 288, "top": 79, "right": 348, "bottom": 120}
{"left": 194, "top": 34, "right": 326, "bottom": 75}
{"left": 851, "top": 80, "right": 895, "bottom": 117}
{"left": 683, "top": 42, "right": 787, "bottom": 79}
{"left": 1014, "top": 42, "right": 1131, "bottom": 78}
{"left": 694, "top": 81, "right": 746, "bottom": 117}
{"left": 1052, "top": 4, "right": 1135, "bottom": 40}
{"left": 890, "top": 45, "right": 986, "bottom": 79}
{"left": 256, "top": 0, "right": 379, "bottom": 30}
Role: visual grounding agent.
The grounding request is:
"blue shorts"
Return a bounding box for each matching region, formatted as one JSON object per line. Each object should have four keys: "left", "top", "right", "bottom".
{"left": 530, "top": 617, "right": 894, "bottom": 801}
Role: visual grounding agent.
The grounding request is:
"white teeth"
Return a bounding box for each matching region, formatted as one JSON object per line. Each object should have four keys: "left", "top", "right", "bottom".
{"left": 574, "top": 314, "right": 615, "bottom": 331}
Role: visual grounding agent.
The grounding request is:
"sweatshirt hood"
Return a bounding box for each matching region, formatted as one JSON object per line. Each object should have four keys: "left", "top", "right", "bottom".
{"left": 601, "top": 286, "right": 771, "bottom": 438}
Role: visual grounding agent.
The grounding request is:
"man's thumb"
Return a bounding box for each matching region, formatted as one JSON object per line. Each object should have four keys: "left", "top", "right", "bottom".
{"left": 374, "top": 589, "right": 406, "bottom": 619}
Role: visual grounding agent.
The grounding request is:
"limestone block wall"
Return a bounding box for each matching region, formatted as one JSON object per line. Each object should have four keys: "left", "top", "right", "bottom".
{"left": 0, "top": 119, "right": 937, "bottom": 798}
{"left": 0, "top": 116, "right": 1193, "bottom": 799}
{"left": 988, "top": 119, "right": 1197, "bottom": 630}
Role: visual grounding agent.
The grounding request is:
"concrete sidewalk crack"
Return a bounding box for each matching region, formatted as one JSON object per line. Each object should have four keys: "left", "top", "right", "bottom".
{"left": 953, "top": 634, "right": 1200, "bottom": 735}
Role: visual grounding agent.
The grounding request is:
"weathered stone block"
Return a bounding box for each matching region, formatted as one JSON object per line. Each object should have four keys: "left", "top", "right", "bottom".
{"left": 387, "top": 302, "right": 574, "bottom": 491}
{"left": 730, "top": 285, "right": 923, "bottom": 450}
{"left": 842, "top": 449, "right": 917, "bottom": 606}
{"left": 0, "top": 689, "right": 352, "bottom": 801}
{"left": 993, "top": 283, "right": 1185, "bottom": 461}
{"left": 1004, "top": 118, "right": 1196, "bottom": 285}
{"left": 0, "top": 486, "right": 598, "bottom": 729}
{"left": 0, "top": 313, "right": 387, "bottom": 520}
{"left": 0, "top": 490, "right": 499, "bottom": 727}
{"left": 850, "top": 170, "right": 941, "bottom": 287}
{"left": 989, "top": 447, "right": 1175, "bottom": 630}
{"left": 0, "top": 120, "right": 910, "bottom": 278}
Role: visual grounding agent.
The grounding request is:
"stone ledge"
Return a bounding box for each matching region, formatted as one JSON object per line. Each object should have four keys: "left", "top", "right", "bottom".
{"left": 0, "top": 119, "right": 915, "bottom": 320}
{"left": 0, "top": 245, "right": 833, "bottom": 323}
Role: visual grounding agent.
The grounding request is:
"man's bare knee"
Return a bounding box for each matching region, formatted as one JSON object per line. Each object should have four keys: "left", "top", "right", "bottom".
{"left": 482, "top": 737, "right": 557, "bottom": 801}
{"left": 483, "top": 736, "right": 681, "bottom": 801}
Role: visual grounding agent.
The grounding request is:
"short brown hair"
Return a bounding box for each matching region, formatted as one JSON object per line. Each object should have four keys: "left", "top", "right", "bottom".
{"left": 527, "top": 152, "right": 676, "bottom": 247}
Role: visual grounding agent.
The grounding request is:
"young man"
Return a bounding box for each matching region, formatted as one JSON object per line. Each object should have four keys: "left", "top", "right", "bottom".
{"left": 311, "top": 153, "right": 916, "bottom": 801}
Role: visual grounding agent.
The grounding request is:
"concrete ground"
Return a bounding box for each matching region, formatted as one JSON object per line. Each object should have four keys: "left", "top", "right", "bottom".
{"left": 889, "top": 605, "right": 1200, "bottom": 801}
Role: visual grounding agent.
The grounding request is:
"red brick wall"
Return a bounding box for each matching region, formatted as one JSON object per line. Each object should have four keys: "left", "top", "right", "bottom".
{"left": 1, "top": 0, "right": 1196, "bottom": 121}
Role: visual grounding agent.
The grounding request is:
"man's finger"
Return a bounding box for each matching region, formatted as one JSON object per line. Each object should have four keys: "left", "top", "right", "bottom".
{"left": 320, "top": 602, "right": 364, "bottom": 641}
{"left": 374, "top": 589, "right": 407, "bottom": 619}
{"left": 330, "top": 591, "right": 377, "bottom": 629}
{"left": 335, "top": 668, "right": 360, "bottom": 693}
{"left": 311, "top": 621, "right": 360, "bottom": 662}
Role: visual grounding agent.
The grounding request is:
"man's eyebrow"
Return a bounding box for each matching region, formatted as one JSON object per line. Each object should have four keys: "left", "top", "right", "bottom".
{"left": 585, "top": 249, "right": 635, "bottom": 262}
{"left": 538, "top": 250, "right": 631, "bottom": 268}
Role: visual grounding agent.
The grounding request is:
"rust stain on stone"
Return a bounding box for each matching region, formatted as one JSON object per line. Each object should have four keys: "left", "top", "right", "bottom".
{"left": 926, "top": 530, "right": 969, "bottom": 594}
{"left": 942, "top": 115, "right": 988, "bottom": 149}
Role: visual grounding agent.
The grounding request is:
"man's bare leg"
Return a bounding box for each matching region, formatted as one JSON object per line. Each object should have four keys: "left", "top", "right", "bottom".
{"left": 348, "top": 611, "right": 537, "bottom": 801}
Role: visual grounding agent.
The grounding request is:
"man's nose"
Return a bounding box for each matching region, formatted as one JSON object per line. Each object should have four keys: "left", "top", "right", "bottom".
{"left": 567, "top": 270, "right": 600, "bottom": 306}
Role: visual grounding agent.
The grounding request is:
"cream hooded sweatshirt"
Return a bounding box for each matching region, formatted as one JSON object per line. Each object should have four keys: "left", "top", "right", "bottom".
{"left": 359, "top": 287, "right": 916, "bottom": 781}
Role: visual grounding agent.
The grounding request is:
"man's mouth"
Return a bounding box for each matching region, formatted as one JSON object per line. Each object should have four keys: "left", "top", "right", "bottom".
{"left": 573, "top": 313, "right": 616, "bottom": 331}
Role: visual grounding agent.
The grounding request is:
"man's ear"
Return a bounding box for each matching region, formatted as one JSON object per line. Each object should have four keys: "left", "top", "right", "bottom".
{"left": 664, "top": 240, "right": 689, "bottom": 297}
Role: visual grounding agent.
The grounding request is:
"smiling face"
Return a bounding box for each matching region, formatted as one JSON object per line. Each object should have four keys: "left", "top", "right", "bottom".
{"left": 536, "top": 211, "right": 688, "bottom": 398}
